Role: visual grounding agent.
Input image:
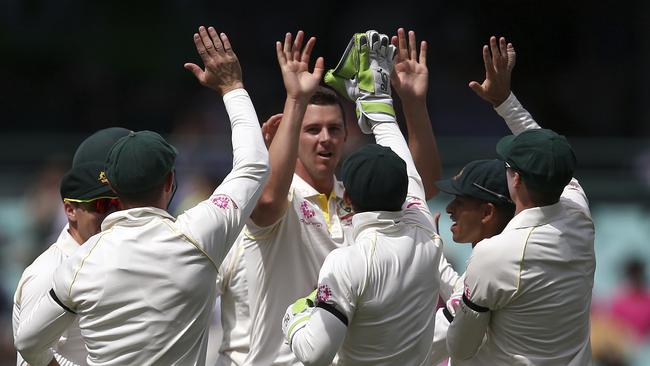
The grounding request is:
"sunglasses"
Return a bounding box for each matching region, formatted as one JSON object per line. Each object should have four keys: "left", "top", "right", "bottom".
{"left": 64, "top": 197, "right": 122, "bottom": 214}
{"left": 472, "top": 182, "right": 513, "bottom": 204}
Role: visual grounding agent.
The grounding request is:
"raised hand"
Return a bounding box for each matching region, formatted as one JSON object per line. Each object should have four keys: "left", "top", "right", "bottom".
{"left": 184, "top": 26, "right": 244, "bottom": 96}
{"left": 468, "top": 36, "right": 516, "bottom": 107}
{"left": 391, "top": 28, "right": 428, "bottom": 101}
{"left": 276, "top": 31, "right": 324, "bottom": 101}
{"left": 261, "top": 113, "right": 283, "bottom": 148}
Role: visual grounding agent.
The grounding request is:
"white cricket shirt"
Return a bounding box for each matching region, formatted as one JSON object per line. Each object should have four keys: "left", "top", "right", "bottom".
{"left": 13, "top": 226, "right": 87, "bottom": 366}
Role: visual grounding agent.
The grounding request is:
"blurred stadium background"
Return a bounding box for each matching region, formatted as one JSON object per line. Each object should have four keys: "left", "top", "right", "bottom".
{"left": 1, "top": 0, "right": 649, "bottom": 364}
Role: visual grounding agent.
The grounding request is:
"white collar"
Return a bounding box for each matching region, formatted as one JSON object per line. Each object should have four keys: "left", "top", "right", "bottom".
{"left": 54, "top": 224, "right": 81, "bottom": 256}
{"left": 101, "top": 206, "right": 174, "bottom": 231}
{"left": 351, "top": 210, "right": 404, "bottom": 241}
{"left": 291, "top": 174, "right": 345, "bottom": 200}
{"left": 504, "top": 201, "right": 564, "bottom": 231}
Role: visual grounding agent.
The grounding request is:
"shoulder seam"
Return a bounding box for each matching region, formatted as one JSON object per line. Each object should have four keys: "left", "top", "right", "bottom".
{"left": 161, "top": 219, "right": 219, "bottom": 271}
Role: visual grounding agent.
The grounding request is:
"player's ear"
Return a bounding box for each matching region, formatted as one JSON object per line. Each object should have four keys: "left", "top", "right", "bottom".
{"left": 481, "top": 202, "right": 496, "bottom": 225}
{"left": 164, "top": 170, "right": 175, "bottom": 193}
{"left": 64, "top": 201, "right": 77, "bottom": 223}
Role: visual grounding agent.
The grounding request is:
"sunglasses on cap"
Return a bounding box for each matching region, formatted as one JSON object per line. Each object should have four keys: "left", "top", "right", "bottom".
{"left": 64, "top": 197, "right": 122, "bottom": 214}
{"left": 471, "top": 182, "right": 514, "bottom": 204}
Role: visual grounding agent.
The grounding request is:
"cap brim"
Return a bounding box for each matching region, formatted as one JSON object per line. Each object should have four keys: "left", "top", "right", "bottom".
{"left": 435, "top": 179, "right": 463, "bottom": 196}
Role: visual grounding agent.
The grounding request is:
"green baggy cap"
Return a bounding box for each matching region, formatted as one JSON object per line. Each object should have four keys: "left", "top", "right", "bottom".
{"left": 60, "top": 127, "right": 131, "bottom": 200}
{"left": 341, "top": 144, "right": 407, "bottom": 212}
{"left": 436, "top": 159, "right": 513, "bottom": 205}
{"left": 496, "top": 129, "right": 576, "bottom": 192}
{"left": 106, "top": 131, "right": 177, "bottom": 195}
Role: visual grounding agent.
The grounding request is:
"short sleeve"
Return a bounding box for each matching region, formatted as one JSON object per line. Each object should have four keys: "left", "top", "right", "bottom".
{"left": 52, "top": 253, "right": 82, "bottom": 313}
{"left": 462, "top": 238, "right": 519, "bottom": 311}
{"left": 314, "top": 248, "right": 361, "bottom": 326}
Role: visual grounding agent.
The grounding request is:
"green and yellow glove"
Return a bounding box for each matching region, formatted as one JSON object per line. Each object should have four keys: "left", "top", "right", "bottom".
{"left": 282, "top": 289, "right": 317, "bottom": 348}
{"left": 324, "top": 30, "right": 397, "bottom": 134}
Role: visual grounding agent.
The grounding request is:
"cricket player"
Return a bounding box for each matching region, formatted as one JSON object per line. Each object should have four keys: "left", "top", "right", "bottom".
{"left": 14, "top": 25, "right": 269, "bottom": 366}
{"left": 446, "top": 36, "right": 596, "bottom": 365}
{"left": 216, "top": 28, "right": 445, "bottom": 366}
{"left": 12, "top": 127, "right": 129, "bottom": 366}
{"left": 429, "top": 159, "right": 515, "bottom": 364}
{"left": 281, "top": 30, "right": 443, "bottom": 365}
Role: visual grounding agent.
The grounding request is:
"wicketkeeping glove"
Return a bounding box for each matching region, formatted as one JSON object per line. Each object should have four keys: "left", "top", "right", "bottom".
{"left": 324, "top": 30, "right": 397, "bottom": 134}
{"left": 282, "top": 289, "right": 317, "bottom": 348}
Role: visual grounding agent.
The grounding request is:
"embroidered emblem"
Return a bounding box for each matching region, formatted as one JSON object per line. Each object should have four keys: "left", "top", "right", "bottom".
{"left": 300, "top": 201, "right": 315, "bottom": 219}
{"left": 98, "top": 171, "right": 108, "bottom": 184}
{"left": 211, "top": 195, "right": 238, "bottom": 209}
{"left": 406, "top": 198, "right": 423, "bottom": 209}
{"left": 316, "top": 283, "right": 332, "bottom": 303}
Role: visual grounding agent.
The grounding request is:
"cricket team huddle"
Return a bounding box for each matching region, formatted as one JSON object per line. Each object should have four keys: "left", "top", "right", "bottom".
{"left": 12, "top": 25, "right": 595, "bottom": 366}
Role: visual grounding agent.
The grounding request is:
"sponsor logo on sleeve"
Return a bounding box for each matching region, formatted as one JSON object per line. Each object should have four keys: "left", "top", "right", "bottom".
{"left": 316, "top": 283, "right": 332, "bottom": 303}
{"left": 211, "top": 195, "right": 238, "bottom": 209}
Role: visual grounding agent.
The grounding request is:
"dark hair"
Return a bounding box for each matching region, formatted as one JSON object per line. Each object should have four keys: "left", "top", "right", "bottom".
{"left": 309, "top": 86, "right": 347, "bottom": 128}
{"left": 115, "top": 175, "right": 168, "bottom": 207}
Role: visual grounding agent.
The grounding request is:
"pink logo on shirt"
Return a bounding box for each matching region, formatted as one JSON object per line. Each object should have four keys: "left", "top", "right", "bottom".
{"left": 406, "top": 198, "right": 423, "bottom": 209}
{"left": 211, "top": 195, "right": 237, "bottom": 209}
{"left": 317, "top": 283, "right": 332, "bottom": 303}
{"left": 300, "top": 201, "right": 315, "bottom": 219}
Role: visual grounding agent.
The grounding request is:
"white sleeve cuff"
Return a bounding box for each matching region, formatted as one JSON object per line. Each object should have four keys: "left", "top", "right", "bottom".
{"left": 494, "top": 92, "right": 541, "bottom": 135}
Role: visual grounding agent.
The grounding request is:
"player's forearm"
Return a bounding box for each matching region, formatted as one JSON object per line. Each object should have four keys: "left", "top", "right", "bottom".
{"left": 430, "top": 308, "right": 452, "bottom": 364}
{"left": 446, "top": 298, "right": 490, "bottom": 360}
{"left": 373, "top": 122, "right": 427, "bottom": 203}
{"left": 16, "top": 292, "right": 75, "bottom": 366}
{"left": 291, "top": 309, "right": 346, "bottom": 366}
{"left": 250, "top": 97, "right": 306, "bottom": 225}
{"left": 438, "top": 255, "right": 462, "bottom": 301}
{"left": 215, "top": 88, "right": 270, "bottom": 213}
{"left": 402, "top": 98, "right": 441, "bottom": 199}
{"left": 494, "top": 92, "right": 541, "bottom": 135}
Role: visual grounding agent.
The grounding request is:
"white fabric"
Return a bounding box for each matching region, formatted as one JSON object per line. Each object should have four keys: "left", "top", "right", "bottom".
{"left": 290, "top": 308, "right": 347, "bottom": 366}
{"left": 447, "top": 93, "right": 595, "bottom": 365}
{"left": 242, "top": 174, "right": 354, "bottom": 366}
{"left": 13, "top": 226, "right": 86, "bottom": 366}
{"left": 215, "top": 239, "right": 251, "bottom": 366}
{"left": 15, "top": 88, "right": 269, "bottom": 366}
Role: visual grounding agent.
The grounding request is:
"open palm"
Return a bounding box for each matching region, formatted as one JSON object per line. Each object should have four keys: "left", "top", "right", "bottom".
{"left": 391, "top": 29, "right": 428, "bottom": 100}
{"left": 276, "top": 31, "right": 324, "bottom": 100}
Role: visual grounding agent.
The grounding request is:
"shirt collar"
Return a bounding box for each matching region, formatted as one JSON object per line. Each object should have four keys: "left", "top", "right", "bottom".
{"left": 292, "top": 174, "right": 343, "bottom": 201}
{"left": 102, "top": 206, "right": 175, "bottom": 231}
{"left": 352, "top": 210, "right": 404, "bottom": 241}
{"left": 504, "top": 201, "right": 564, "bottom": 230}
{"left": 54, "top": 224, "right": 81, "bottom": 256}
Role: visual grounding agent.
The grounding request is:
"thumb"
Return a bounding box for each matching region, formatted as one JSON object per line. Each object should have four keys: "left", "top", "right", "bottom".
{"left": 184, "top": 63, "right": 204, "bottom": 80}
{"left": 468, "top": 81, "right": 485, "bottom": 97}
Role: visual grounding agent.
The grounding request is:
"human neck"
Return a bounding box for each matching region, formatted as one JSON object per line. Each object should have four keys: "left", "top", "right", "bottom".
{"left": 295, "top": 166, "right": 334, "bottom": 195}
{"left": 67, "top": 227, "right": 85, "bottom": 246}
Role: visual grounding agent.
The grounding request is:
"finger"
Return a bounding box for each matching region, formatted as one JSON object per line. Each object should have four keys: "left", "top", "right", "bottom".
{"left": 293, "top": 31, "right": 304, "bottom": 62}
{"left": 498, "top": 37, "right": 507, "bottom": 68}
{"left": 408, "top": 30, "right": 417, "bottom": 61}
{"left": 220, "top": 32, "right": 234, "bottom": 54}
{"left": 397, "top": 28, "right": 408, "bottom": 60}
{"left": 192, "top": 33, "right": 209, "bottom": 63}
{"left": 301, "top": 36, "right": 316, "bottom": 64}
{"left": 198, "top": 26, "right": 217, "bottom": 56}
{"left": 208, "top": 27, "right": 224, "bottom": 54}
{"left": 276, "top": 41, "right": 286, "bottom": 65}
{"left": 419, "top": 40, "right": 427, "bottom": 65}
{"left": 468, "top": 80, "right": 484, "bottom": 96}
{"left": 184, "top": 63, "right": 204, "bottom": 81}
{"left": 482, "top": 45, "right": 494, "bottom": 77}
{"left": 312, "top": 56, "right": 325, "bottom": 79}
{"left": 283, "top": 32, "right": 292, "bottom": 59}
{"left": 489, "top": 36, "right": 499, "bottom": 71}
{"left": 507, "top": 43, "right": 516, "bottom": 71}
